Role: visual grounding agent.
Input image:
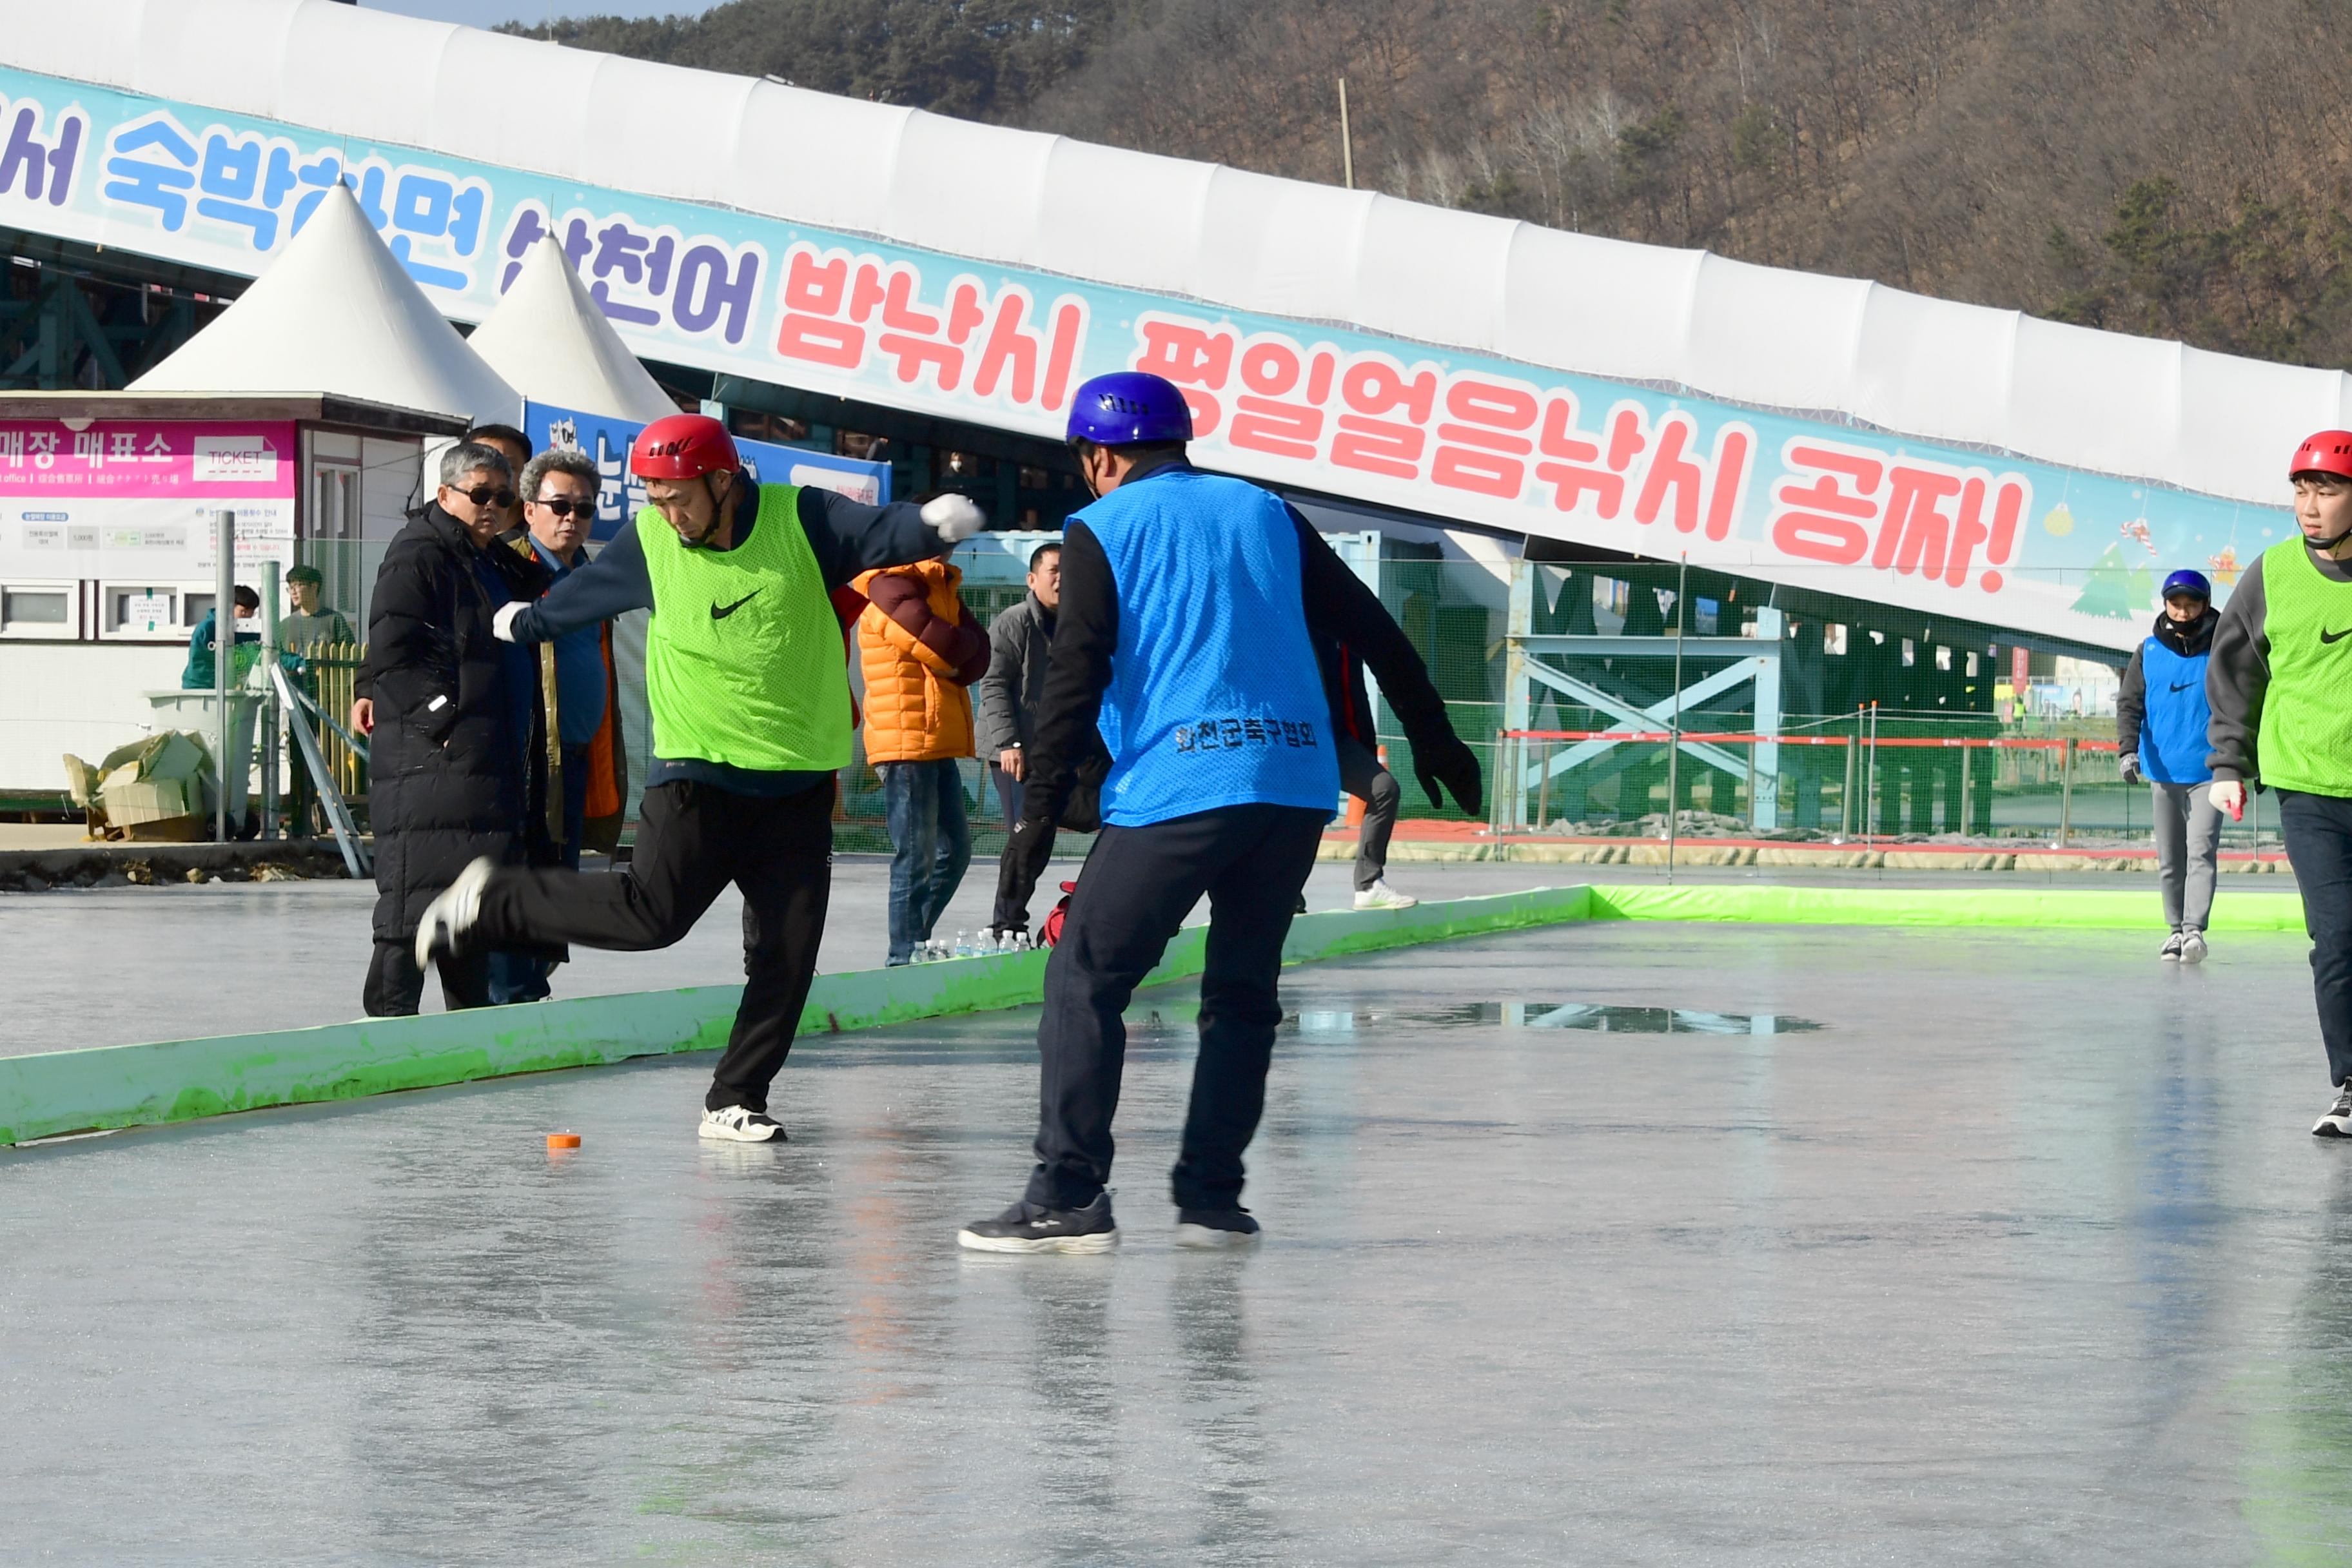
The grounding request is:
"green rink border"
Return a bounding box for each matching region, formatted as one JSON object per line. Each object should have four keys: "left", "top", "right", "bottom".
{"left": 0, "top": 881, "right": 2309, "bottom": 1146}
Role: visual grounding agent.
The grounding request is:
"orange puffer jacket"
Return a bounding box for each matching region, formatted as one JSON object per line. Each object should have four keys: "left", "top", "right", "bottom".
{"left": 853, "top": 558, "right": 990, "bottom": 763}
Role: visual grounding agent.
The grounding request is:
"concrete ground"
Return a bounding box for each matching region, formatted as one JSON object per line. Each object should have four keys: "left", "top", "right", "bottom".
{"left": 0, "top": 856, "right": 2278, "bottom": 1057}
{"left": 5, "top": 923, "right": 2347, "bottom": 1563}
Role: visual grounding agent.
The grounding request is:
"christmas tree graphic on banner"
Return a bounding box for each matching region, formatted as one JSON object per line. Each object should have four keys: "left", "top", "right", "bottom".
{"left": 2071, "top": 542, "right": 2155, "bottom": 620}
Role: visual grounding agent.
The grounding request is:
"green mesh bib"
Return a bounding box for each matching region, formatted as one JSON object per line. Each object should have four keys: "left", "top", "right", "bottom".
{"left": 638, "top": 483, "right": 850, "bottom": 772}
{"left": 2256, "top": 535, "right": 2352, "bottom": 795}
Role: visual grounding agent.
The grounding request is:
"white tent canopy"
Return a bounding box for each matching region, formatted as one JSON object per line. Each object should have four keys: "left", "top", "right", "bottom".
{"left": 129, "top": 182, "right": 519, "bottom": 425}
{"left": 466, "top": 237, "right": 677, "bottom": 422}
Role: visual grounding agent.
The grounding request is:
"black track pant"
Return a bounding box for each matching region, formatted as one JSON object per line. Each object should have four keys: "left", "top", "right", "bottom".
{"left": 2277, "top": 789, "right": 2352, "bottom": 1088}
{"left": 365, "top": 942, "right": 491, "bottom": 1016}
{"left": 1026, "top": 803, "right": 1326, "bottom": 1213}
{"left": 471, "top": 779, "right": 832, "bottom": 1112}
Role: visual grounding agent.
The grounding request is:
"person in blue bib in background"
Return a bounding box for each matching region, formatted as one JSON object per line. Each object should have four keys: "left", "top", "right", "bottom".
{"left": 957, "top": 371, "right": 1483, "bottom": 1255}
{"left": 2117, "top": 567, "right": 2220, "bottom": 961}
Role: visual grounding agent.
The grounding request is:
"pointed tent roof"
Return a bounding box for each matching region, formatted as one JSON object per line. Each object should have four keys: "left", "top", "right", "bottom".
{"left": 466, "top": 237, "right": 677, "bottom": 422}
{"left": 130, "top": 184, "right": 518, "bottom": 424}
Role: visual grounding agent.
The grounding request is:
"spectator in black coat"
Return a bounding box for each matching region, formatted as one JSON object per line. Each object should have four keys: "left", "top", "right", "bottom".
{"left": 352, "top": 441, "right": 551, "bottom": 1015}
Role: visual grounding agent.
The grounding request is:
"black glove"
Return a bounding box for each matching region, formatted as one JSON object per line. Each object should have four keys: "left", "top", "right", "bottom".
{"left": 1413, "top": 734, "right": 1484, "bottom": 816}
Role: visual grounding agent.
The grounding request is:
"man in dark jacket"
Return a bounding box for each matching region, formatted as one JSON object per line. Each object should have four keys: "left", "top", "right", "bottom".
{"left": 1317, "top": 635, "right": 1417, "bottom": 910}
{"left": 981, "top": 541, "right": 1059, "bottom": 932}
{"left": 353, "top": 441, "right": 549, "bottom": 1015}
{"left": 2116, "top": 568, "right": 2219, "bottom": 961}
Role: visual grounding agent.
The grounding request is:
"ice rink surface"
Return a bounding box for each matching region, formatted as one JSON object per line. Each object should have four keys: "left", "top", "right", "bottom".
{"left": 8, "top": 919, "right": 2352, "bottom": 1563}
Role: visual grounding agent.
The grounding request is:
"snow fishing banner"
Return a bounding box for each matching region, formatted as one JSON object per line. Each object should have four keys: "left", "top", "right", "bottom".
{"left": 0, "top": 65, "right": 2288, "bottom": 649}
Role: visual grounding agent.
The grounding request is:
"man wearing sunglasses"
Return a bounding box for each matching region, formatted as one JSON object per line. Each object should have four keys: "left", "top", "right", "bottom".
{"left": 355, "top": 440, "right": 552, "bottom": 1018}
{"left": 412, "top": 414, "right": 988, "bottom": 1142}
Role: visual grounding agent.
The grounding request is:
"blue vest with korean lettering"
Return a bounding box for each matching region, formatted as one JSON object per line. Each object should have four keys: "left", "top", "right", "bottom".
{"left": 2137, "top": 636, "right": 2212, "bottom": 785}
{"left": 1077, "top": 467, "right": 1340, "bottom": 828}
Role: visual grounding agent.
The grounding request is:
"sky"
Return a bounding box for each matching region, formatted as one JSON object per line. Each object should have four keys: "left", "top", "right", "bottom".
{"left": 360, "top": 0, "right": 721, "bottom": 26}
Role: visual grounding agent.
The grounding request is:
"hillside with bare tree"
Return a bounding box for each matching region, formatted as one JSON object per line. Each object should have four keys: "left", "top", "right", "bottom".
{"left": 524, "top": 0, "right": 2352, "bottom": 367}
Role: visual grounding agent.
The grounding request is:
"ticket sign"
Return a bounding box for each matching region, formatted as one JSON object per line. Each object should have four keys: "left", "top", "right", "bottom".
{"left": 121, "top": 592, "right": 173, "bottom": 632}
{"left": 0, "top": 418, "right": 298, "bottom": 580}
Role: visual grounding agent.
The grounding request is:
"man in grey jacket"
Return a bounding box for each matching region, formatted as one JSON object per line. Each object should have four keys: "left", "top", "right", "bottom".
{"left": 979, "top": 542, "right": 1061, "bottom": 828}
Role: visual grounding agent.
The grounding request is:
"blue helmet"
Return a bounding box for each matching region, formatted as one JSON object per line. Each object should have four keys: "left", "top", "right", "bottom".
{"left": 1066, "top": 371, "right": 1193, "bottom": 447}
{"left": 2161, "top": 568, "right": 2212, "bottom": 602}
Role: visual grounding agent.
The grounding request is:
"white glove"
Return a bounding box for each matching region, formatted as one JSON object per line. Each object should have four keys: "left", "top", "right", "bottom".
{"left": 492, "top": 601, "right": 528, "bottom": 643}
{"left": 2208, "top": 779, "right": 2246, "bottom": 820}
{"left": 921, "top": 493, "right": 986, "bottom": 544}
{"left": 2118, "top": 752, "right": 2141, "bottom": 785}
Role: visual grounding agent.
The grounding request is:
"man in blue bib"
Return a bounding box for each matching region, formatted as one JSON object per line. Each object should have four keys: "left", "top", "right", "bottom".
{"left": 957, "top": 372, "right": 1483, "bottom": 1253}
{"left": 2116, "top": 568, "right": 2220, "bottom": 960}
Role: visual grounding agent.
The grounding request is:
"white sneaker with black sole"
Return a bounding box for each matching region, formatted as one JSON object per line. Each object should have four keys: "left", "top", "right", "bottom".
{"left": 700, "top": 1106, "right": 786, "bottom": 1142}
{"left": 2316, "top": 1084, "right": 2352, "bottom": 1139}
{"left": 2160, "top": 930, "right": 2186, "bottom": 962}
{"left": 413, "top": 855, "right": 496, "bottom": 969}
{"left": 2180, "top": 930, "right": 2208, "bottom": 964}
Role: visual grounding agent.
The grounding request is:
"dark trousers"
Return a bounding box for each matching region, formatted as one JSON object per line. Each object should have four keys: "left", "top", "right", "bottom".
{"left": 471, "top": 779, "right": 834, "bottom": 1112}
{"left": 990, "top": 761, "right": 1023, "bottom": 829}
{"left": 1337, "top": 734, "right": 1400, "bottom": 892}
{"left": 1026, "top": 803, "right": 1327, "bottom": 1213}
{"left": 486, "top": 744, "right": 593, "bottom": 1006}
{"left": 365, "top": 941, "right": 491, "bottom": 1015}
{"left": 2277, "top": 789, "right": 2352, "bottom": 1087}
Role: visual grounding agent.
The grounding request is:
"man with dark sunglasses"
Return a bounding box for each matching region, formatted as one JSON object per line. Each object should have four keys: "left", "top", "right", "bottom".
{"left": 353, "top": 439, "right": 551, "bottom": 1017}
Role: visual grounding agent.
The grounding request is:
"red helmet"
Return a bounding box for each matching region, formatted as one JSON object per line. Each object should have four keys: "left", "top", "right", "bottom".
{"left": 2289, "top": 430, "right": 2352, "bottom": 481}
{"left": 631, "top": 413, "right": 739, "bottom": 480}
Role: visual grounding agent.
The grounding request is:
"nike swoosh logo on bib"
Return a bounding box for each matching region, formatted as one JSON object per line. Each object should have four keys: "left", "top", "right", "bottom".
{"left": 2324, "top": 627, "right": 2352, "bottom": 645}
{"left": 711, "top": 591, "right": 759, "bottom": 620}
{"left": 2168, "top": 681, "right": 2193, "bottom": 692}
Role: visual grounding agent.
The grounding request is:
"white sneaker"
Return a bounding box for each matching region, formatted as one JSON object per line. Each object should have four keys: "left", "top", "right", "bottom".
{"left": 2180, "top": 931, "right": 2208, "bottom": 964}
{"left": 1353, "top": 879, "right": 1418, "bottom": 911}
{"left": 2316, "top": 1084, "right": 2352, "bottom": 1139}
{"left": 413, "top": 855, "right": 496, "bottom": 970}
{"left": 700, "top": 1106, "right": 786, "bottom": 1142}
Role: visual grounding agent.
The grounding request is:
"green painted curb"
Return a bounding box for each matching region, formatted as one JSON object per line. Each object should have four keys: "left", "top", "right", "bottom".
{"left": 1582, "top": 883, "right": 2308, "bottom": 932}
{"left": 0, "top": 885, "right": 1595, "bottom": 1146}
{"left": 0, "top": 879, "right": 2303, "bottom": 1146}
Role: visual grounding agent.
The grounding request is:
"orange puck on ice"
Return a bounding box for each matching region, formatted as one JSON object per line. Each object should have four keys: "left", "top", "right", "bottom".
{"left": 546, "top": 1132, "right": 581, "bottom": 1150}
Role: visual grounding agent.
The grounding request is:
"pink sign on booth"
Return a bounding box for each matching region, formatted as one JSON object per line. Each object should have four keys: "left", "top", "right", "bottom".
{"left": 0, "top": 421, "right": 297, "bottom": 498}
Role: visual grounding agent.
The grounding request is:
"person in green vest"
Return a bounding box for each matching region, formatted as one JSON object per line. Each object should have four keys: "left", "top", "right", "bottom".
{"left": 411, "top": 415, "right": 987, "bottom": 1142}
{"left": 2208, "top": 429, "right": 2352, "bottom": 1137}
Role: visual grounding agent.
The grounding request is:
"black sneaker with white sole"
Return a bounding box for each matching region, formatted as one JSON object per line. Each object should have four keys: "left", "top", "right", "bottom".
{"left": 700, "top": 1106, "right": 786, "bottom": 1142}
{"left": 1175, "top": 1207, "right": 1262, "bottom": 1250}
{"left": 2160, "top": 930, "right": 2186, "bottom": 962}
{"left": 957, "top": 1192, "right": 1118, "bottom": 1253}
{"left": 2317, "top": 1084, "right": 2352, "bottom": 1139}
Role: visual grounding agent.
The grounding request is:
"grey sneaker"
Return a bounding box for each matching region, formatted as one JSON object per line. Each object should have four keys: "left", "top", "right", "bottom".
{"left": 2180, "top": 930, "right": 2208, "bottom": 964}
{"left": 957, "top": 1192, "right": 1119, "bottom": 1254}
{"left": 2317, "top": 1084, "right": 2352, "bottom": 1139}
{"left": 2160, "top": 930, "right": 2186, "bottom": 962}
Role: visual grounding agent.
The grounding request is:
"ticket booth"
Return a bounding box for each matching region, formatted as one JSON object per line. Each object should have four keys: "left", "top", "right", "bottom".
{"left": 0, "top": 392, "right": 469, "bottom": 792}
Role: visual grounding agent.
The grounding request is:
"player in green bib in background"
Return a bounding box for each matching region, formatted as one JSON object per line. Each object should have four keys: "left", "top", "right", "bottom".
{"left": 414, "top": 415, "right": 987, "bottom": 1142}
{"left": 2208, "top": 429, "right": 2352, "bottom": 1138}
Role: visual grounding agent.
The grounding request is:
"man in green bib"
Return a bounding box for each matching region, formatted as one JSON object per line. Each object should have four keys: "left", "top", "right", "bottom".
{"left": 2209, "top": 429, "right": 2352, "bottom": 1138}
{"left": 413, "top": 415, "right": 986, "bottom": 1141}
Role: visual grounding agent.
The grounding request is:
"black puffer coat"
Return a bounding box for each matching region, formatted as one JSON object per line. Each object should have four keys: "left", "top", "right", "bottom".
{"left": 357, "top": 504, "right": 550, "bottom": 941}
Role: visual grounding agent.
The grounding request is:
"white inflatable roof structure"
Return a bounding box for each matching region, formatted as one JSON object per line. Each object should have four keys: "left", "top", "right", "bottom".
{"left": 129, "top": 181, "right": 520, "bottom": 424}
{"left": 466, "top": 237, "right": 678, "bottom": 422}
{"left": 29, "top": 0, "right": 2352, "bottom": 507}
